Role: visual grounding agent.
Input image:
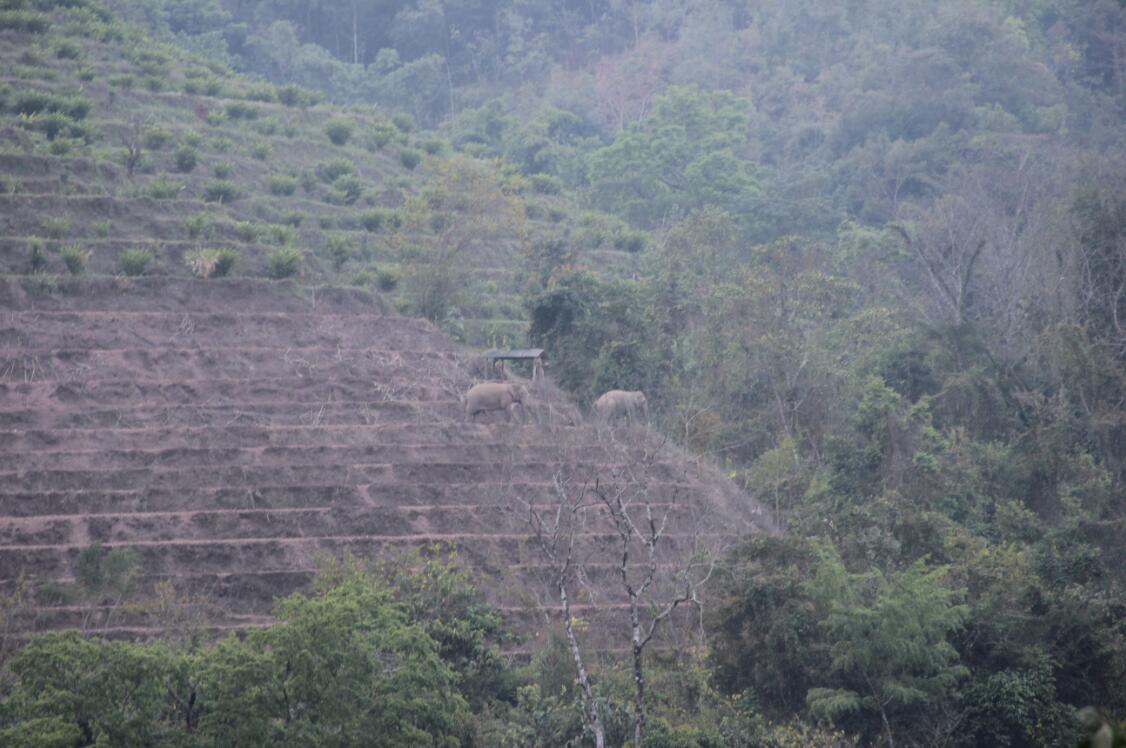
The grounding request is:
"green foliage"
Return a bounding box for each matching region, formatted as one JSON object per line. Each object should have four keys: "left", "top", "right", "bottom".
{"left": 144, "top": 178, "right": 181, "bottom": 199}
{"left": 249, "top": 140, "right": 271, "bottom": 160}
{"left": 391, "top": 112, "right": 414, "bottom": 133}
{"left": 26, "top": 239, "right": 48, "bottom": 274}
{"left": 172, "top": 144, "right": 197, "bottom": 173}
{"left": 211, "top": 161, "right": 231, "bottom": 177}
{"left": 325, "top": 118, "right": 353, "bottom": 145}
{"left": 0, "top": 10, "right": 50, "bottom": 33}
{"left": 376, "top": 267, "right": 400, "bottom": 292}
{"left": 266, "top": 174, "right": 298, "bottom": 196}
{"left": 804, "top": 546, "right": 968, "bottom": 742}
{"left": 399, "top": 147, "right": 423, "bottom": 170}
{"left": 42, "top": 217, "right": 69, "bottom": 240}
{"left": 266, "top": 246, "right": 302, "bottom": 279}
{"left": 361, "top": 207, "right": 401, "bottom": 232}
{"left": 316, "top": 158, "right": 353, "bottom": 182}
{"left": 117, "top": 248, "right": 153, "bottom": 276}
{"left": 203, "top": 179, "right": 240, "bottom": 203}
{"left": 324, "top": 233, "right": 351, "bottom": 270}
{"left": 59, "top": 244, "right": 87, "bottom": 275}
{"left": 140, "top": 128, "right": 171, "bottom": 150}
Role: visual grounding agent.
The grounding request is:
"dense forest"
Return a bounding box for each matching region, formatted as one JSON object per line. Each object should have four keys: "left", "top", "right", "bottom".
{"left": 2, "top": 0, "right": 1125, "bottom": 745}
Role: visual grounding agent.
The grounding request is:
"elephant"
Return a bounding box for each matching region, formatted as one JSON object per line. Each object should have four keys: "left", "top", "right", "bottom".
{"left": 593, "top": 389, "right": 648, "bottom": 426}
{"left": 466, "top": 382, "right": 529, "bottom": 423}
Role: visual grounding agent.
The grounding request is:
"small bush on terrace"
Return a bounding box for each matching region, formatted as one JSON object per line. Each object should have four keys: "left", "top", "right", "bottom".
{"left": 185, "top": 247, "right": 238, "bottom": 278}
{"left": 173, "top": 144, "right": 197, "bottom": 173}
{"left": 60, "top": 244, "right": 88, "bottom": 274}
{"left": 250, "top": 141, "right": 271, "bottom": 160}
{"left": 280, "top": 211, "right": 304, "bottom": 228}
{"left": 326, "top": 119, "right": 353, "bottom": 146}
{"left": 0, "top": 11, "right": 50, "bottom": 34}
{"left": 224, "top": 101, "right": 259, "bottom": 120}
{"left": 212, "top": 162, "right": 232, "bottom": 178}
{"left": 232, "top": 222, "right": 260, "bottom": 242}
{"left": 317, "top": 159, "right": 353, "bottom": 183}
{"left": 141, "top": 128, "right": 172, "bottom": 150}
{"left": 366, "top": 121, "right": 397, "bottom": 150}
{"left": 264, "top": 224, "right": 295, "bottom": 245}
{"left": 27, "top": 240, "right": 48, "bottom": 274}
{"left": 54, "top": 40, "right": 81, "bottom": 60}
{"left": 118, "top": 248, "right": 152, "bottom": 276}
{"left": 360, "top": 208, "right": 401, "bottom": 232}
{"left": 392, "top": 112, "right": 414, "bottom": 133}
{"left": 12, "top": 92, "right": 90, "bottom": 119}
{"left": 330, "top": 175, "right": 363, "bottom": 205}
{"left": 267, "top": 175, "right": 298, "bottom": 196}
{"left": 420, "top": 138, "right": 446, "bottom": 156}
{"left": 325, "top": 234, "right": 351, "bottom": 269}
{"left": 267, "top": 246, "right": 302, "bottom": 279}
{"left": 376, "top": 267, "right": 400, "bottom": 291}
{"left": 43, "top": 217, "right": 70, "bottom": 240}
{"left": 398, "top": 147, "right": 423, "bottom": 170}
{"left": 145, "top": 179, "right": 181, "bottom": 199}
{"left": 204, "top": 180, "right": 240, "bottom": 203}
{"left": 530, "top": 173, "right": 562, "bottom": 195}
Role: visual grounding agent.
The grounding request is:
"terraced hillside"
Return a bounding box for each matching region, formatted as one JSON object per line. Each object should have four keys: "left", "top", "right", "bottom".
{"left": 0, "top": 275, "right": 771, "bottom": 643}
{"left": 0, "top": 1, "right": 643, "bottom": 348}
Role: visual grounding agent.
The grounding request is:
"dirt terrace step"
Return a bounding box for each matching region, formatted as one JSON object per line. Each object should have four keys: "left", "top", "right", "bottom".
{"left": 1, "top": 443, "right": 622, "bottom": 471}
{"left": 0, "top": 400, "right": 468, "bottom": 429}
{"left": 0, "top": 373, "right": 463, "bottom": 410}
{"left": 0, "top": 422, "right": 582, "bottom": 451}
{"left": 0, "top": 459, "right": 686, "bottom": 492}
{"left": 0, "top": 501, "right": 705, "bottom": 547}
{"left": 0, "top": 531, "right": 726, "bottom": 578}
{"left": 0, "top": 276, "right": 388, "bottom": 314}
{"left": 0, "top": 311, "right": 449, "bottom": 350}
{"left": 0, "top": 481, "right": 694, "bottom": 518}
{"left": 0, "top": 349, "right": 462, "bottom": 383}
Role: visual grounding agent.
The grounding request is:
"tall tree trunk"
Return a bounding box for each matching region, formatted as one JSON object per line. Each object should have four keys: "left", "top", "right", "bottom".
{"left": 561, "top": 580, "right": 605, "bottom": 748}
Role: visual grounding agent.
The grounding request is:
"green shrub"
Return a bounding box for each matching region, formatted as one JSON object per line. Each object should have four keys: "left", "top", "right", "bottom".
{"left": 54, "top": 40, "right": 81, "bottom": 60}
{"left": 48, "top": 137, "right": 73, "bottom": 155}
{"left": 367, "top": 122, "right": 397, "bottom": 150}
{"left": 77, "top": 66, "right": 95, "bottom": 82}
{"left": 318, "top": 216, "right": 335, "bottom": 230}
{"left": 212, "top": 162, "right": 232, "bottom": 178}
{"left": 203, "top": 180, "right": 240, "bottom": 203}
{"left": 265, "top": 224, "right": 295, "bottom": 245}
{"left": 324, "top": 234, "right": 351, "bottom": 270}
{"left": 250, "top": 141, "right": 271, "bottom": 160}
{"left": 185, "top": 247, "right": 238, "bottom": 278}
{"left": 350, "top": 268, "right": 377, "bottom": 287}
{"left": 376, "top": 267, "right": 400, "bottom": 291}
{"left": 13, "top": 92, "right": 90, "bottom": 119}
{"left": 143, "top": 76, "right": 164, "bottom": 93}
{"left": 398, "top": 148, "right": 423, "bottom": 170}
{"left": 93, "top": 220, "right": 110, "bottom": 238}
{"left": 316, "top": 159, "right": 353, "bottom": 183}
{"left": 182, "top": 130, "right": 202, "bottom": 147}
{"left": 27, "top": 240, "right": 48, "bottom": 273}
{"left": 232, "top": 222, "right": 259, "bottom": 242}
{"left": 267, "top": 175, "right": 298, "bottom": 196}
{"left": 299, "top": 170, "right": 317, "bottom": 194}
{"left": 141, "top": 128, "right": 172, "bottom": 150}
{"left": 325, "top": 119, "right": 353, "bottom": 146}
{"left": 360, "top": 208, "right": 401, "bottom": 232}
{"left": 118, "top": 248, "right": 152, "bottom": 276}
{"left": 276, "top": 83, "right": 311, "bottom": 107}
{"left": 612, "top": 226, "right": 647, "bottom": 253}
{"left": 26, "top": 112, "right": 89, "bottom": 141}
{"left": 109, "top": 74, "right": 133, "bottom": 89}
{"left": 172, "top": 144, "right": 197, "bottom": 173}
{"left": 184, "top": 213, "right": 208, "bottom": 239}
{"left": 205, "top": 109, "right": 225, "bottom": 127}
{"left": 60, "top": 244, "right": 88, "bottom": 274}
{"left": 392, "top": 112, "right": 414, "bottom": 133}
{"left": 244, "top": 84, "right": 275, "bottom": 103}
{"left": 280, "top": 210, "right": 304, "bottom": 228}
{"left": 530, "top": 173, "right": 562, "bottom": 195}
{"left": 0, "top": 10, "right": 50, "bottom": 33}
{"left": 331, "top": 175, "right": 363, "bottom": 205}
{"left": 267, "top": 246, "right": 302, "bottom": 279}
{"left": 254, "top": 115, "right": 280, "bottom": 136}
{"left": 22, "top": 272, "right": 58, "bottom": 296}
{"left": 224, "top": 101, "right": 258, "bottom": 120}
{"left": 43, "top": 217, "right": 69, "bottom": 240}
{"left": 420, "top": 138, "right": 446, "bottom": 156}
{"left": 145, "top": 179, "right": 181, "bottom": 199}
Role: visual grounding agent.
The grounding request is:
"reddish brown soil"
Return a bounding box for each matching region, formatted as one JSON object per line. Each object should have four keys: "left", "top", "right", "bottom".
{"left": 0, "top": 277, "right": 771, "bottom": 645}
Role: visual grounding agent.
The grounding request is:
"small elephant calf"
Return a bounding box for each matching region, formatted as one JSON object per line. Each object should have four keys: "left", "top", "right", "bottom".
{"left": 466, "top": 382, "right": 529, "bottom": 423}
{"left": 593, "top": 389, "right": 648, "bottom": 426}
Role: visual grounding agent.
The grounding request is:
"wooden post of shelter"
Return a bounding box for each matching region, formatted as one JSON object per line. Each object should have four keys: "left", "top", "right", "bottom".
{"left": 484, "top": 348, "right": 545, "bottom": 382}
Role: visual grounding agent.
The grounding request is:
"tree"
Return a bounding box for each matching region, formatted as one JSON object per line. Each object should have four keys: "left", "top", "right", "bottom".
{"left": 804, "top": 546, "right": 969, "bottom": 748}
{"left": 588, "top": 85, "right": 757, "bottom": 227}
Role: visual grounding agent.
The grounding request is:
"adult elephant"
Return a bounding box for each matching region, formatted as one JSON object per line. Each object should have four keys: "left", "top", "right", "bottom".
{"left": 593, "top": 389, "right": 648, "bottom": 426}
{"left": 465, "top": 382, "right": 528, "bottom": 423}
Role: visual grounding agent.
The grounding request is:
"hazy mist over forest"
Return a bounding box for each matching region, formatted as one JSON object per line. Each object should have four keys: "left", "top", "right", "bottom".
{"left": 0, "top": 0, "right": 1124, "bottom": 746}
